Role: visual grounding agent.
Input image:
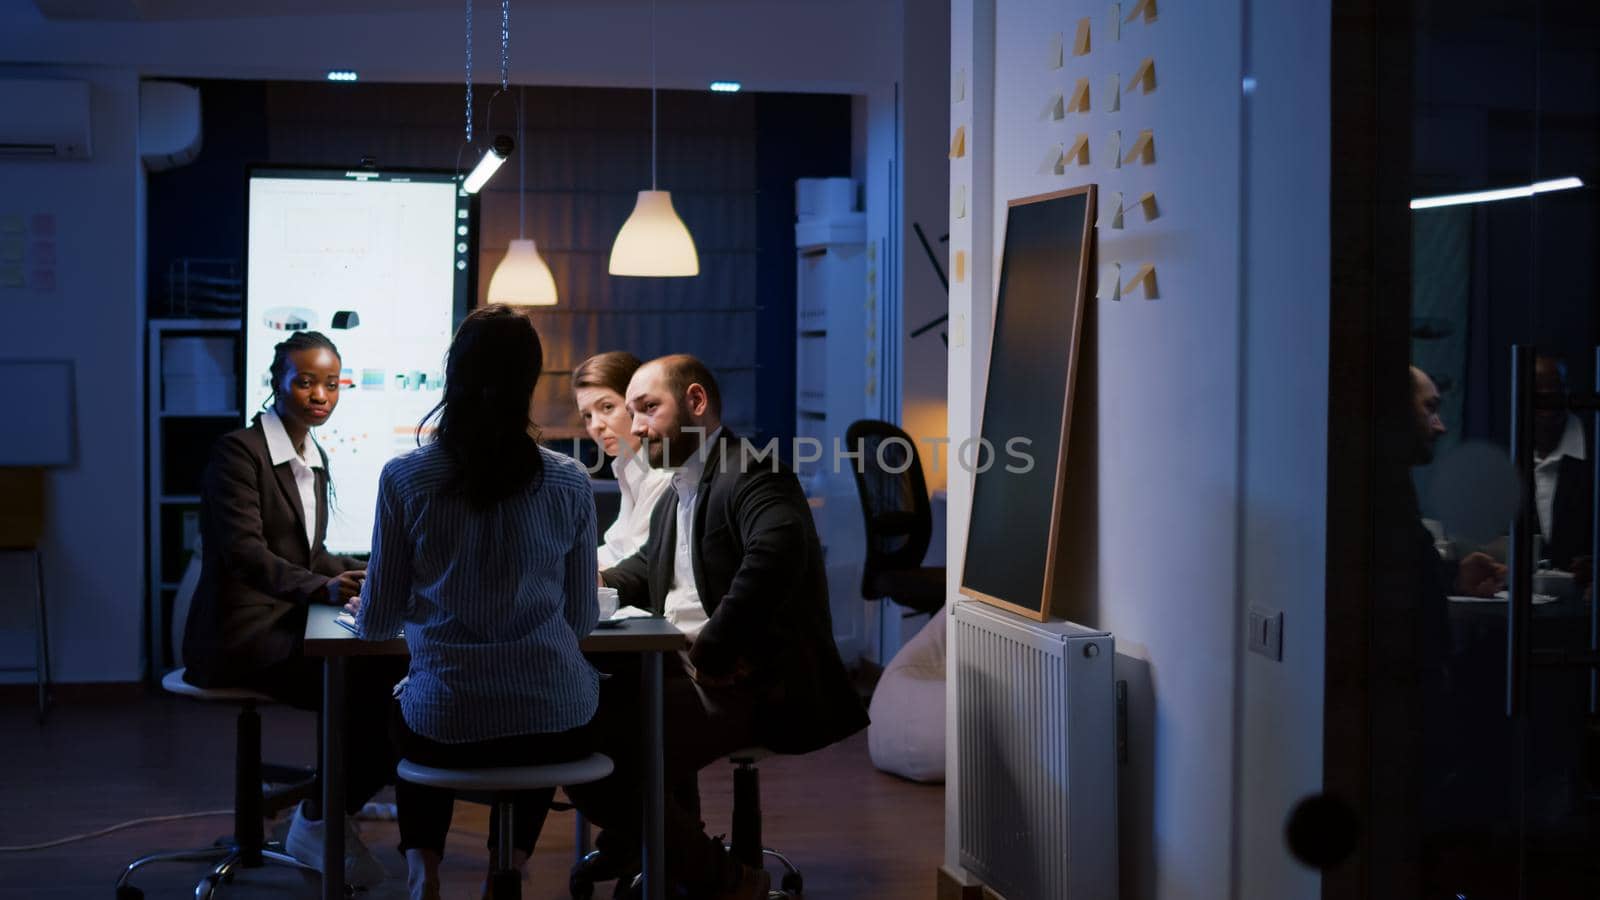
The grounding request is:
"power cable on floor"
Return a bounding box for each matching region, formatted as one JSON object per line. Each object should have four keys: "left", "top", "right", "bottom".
{"left": 0, "top": 810, "right": 231, "bottom": 853}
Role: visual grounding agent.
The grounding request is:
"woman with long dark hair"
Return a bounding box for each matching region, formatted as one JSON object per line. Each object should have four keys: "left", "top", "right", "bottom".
{"left": 355, "top": 305, "right": 599, "bottom": 900}
{"left": 182, "top": 330, "right": 398, "bottom": 889}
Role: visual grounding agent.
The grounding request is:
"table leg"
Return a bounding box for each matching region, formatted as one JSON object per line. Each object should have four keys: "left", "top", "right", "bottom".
{"left": 641, "top": 649, "right": 665, "bottom": 900}
{"left": 322, "top": 655, "right": 346, "bottom": 900}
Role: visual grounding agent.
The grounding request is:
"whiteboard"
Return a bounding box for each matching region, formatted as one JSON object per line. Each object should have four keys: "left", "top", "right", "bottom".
{"left": 0, "top": 360, "right": 74, "bottom": 466}
{"left": 246, "top": 168, "right": 472, "bottom": 553}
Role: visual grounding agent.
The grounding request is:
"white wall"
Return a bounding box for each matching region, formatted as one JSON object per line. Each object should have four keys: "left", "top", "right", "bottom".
{"left": 1234, "top": 2, "right": 1330, "bottom": 897}
{"left": 948, "top": 0, "right": 1330, "bottom": 896}
{"left": 0, "top": 65, "right": 145, "bottom": 684}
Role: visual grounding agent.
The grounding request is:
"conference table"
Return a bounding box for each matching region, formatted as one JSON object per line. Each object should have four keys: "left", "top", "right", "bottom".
{"left": 303, "top": 605, "right": 687, "bottom": 900}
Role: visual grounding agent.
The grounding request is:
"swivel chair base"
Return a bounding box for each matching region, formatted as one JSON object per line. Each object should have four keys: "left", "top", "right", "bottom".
{"left": 114, "top": 839, "right": 315, "bottom": 900}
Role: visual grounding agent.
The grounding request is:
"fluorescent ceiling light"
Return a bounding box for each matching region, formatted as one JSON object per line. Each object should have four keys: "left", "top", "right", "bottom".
{"left": 462, "top": 135, "right": 513, "bottom": 194}
{"left": 1410, "top": 176, "right": 1584, "bottom": 210}
{"left": 326, "top": 70, "right": 358, "bottom": 82}
{"left": 709, "top": 81, "right": 742, "bottom": 93}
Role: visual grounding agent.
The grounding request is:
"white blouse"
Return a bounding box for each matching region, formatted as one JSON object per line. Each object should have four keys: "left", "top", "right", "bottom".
{"left": 597, "top": 452, "right": 674, "bottom": 569}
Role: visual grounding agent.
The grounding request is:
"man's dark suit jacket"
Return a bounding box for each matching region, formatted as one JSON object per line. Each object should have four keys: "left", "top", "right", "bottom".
{"left": 1544, "top": 424, "right": 1594, "bottom": 570}
{"left": 602, "top": 430, "right": 869, "bottom": 755}
{"left": 183, "top": 418, "right": 355, "bottom": 687}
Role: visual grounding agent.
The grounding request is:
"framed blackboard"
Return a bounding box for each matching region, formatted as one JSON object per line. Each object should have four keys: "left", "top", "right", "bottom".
{"left": 959, "top": 185, "right": 1096, "bottom": 621}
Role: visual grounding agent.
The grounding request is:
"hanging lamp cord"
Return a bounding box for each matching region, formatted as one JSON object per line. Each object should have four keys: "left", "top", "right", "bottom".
{"left": 651, "top": 0, "right": 658, "bottom": 190}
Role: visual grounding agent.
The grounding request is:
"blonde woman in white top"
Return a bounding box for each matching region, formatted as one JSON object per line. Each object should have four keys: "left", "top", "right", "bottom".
{"left": 573, "top": 352, "right": 674, "bottom": 568}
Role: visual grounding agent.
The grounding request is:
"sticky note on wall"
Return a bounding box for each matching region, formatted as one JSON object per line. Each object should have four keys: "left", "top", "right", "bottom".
{"left": 950, "top": 126, "right": 967, "bottom": 159}
{"left": 1098, "top": 262, "right": 1122, "bottom": 301}
{"left": 1107, "top": 130, "right": 1122, "bottom": 169}
{"left": 1042, "top": 92, "right": 1065, "bottom": 121}
{"left": 954, "top": 184, "right": 967, "bottom": 219}
{"left": 1108, "top": 73, "right": 1121, "bottom": 112}
{"left": 1039, "top": 143, "right": 1065, "bottom": 175}
{"left": 1104, "top": 192, "right": 1125, "bottom": 229}
{"left": 1124, "top": 129, "right": 1155, "bottom": 165}
{"left": 1125, "top": 0, "right": 1157, "bottom": 25}
{"left": 1049, "top": 32, "right": 1064, "bottom": 69}
{"left": 1073, "top": 18, "right": 1092, "bottom": 56}
{"left": 1109, "top": 3, "right": 1122, "bottom": 41}
{"left": 1124, "top": 263, "right": 1158, "bottom": 299}
{"left": 954, "top": 68, "right": 967, "bottom": 103}
{"left": 1066, "top": 134, "right": 1090, "bottom": 166}
{"left": 1129, "top": 57, "right": 1157, "bottom": 94}
{"left": 954, "top": 250, "right": 967, "bottom": 283}
{"left": 1139, "top": 192, "right": 1160, "bottom": 220}
{"left": 1067, "top": 78, "right": 1091, "bottom": 114}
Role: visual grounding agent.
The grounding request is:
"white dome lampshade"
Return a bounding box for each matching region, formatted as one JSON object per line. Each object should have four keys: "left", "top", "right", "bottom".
{"left": 487, "top": 239, "right": 558, "bottom": 306}
{"left": 608, "top": 190, "right": 699, "bottom": 277}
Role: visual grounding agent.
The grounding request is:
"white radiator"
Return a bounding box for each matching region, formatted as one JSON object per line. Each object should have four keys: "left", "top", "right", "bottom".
{"left": 954, "top": 601, "right": 1117, "bottom": 899}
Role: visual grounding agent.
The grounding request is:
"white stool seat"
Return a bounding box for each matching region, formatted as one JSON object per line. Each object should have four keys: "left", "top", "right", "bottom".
{"left": 729, "top": 746, "right": 773, "bottom": 764}
{"left": 397, "top": 753, "right": 614, "bottom": 792}
{"left": 162, "top": 667, "right": 276, "bottom": 704}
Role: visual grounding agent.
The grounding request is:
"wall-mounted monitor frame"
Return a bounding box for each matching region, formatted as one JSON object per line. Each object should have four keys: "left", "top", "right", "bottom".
{"left": 958, "top": 185, "right": 1096, "bottom": 621}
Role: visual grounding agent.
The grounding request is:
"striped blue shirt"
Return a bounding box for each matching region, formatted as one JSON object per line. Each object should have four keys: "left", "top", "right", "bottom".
{"left": 356, "top": 442, "right": 600, "bottom": 743}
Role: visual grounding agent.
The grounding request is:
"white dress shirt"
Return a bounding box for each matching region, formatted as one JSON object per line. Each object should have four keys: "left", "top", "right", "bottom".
{"left": 1535, "top": 413, "right": 1587, "bottom": 546}
{"left": 260, "top": 408, "right": 323, "bottom": 552}
{"left": 596, "top": 451, "right": 673, "bottom": 569}
{"left": 661, "top": 427, "right": 722, "bottom": 640}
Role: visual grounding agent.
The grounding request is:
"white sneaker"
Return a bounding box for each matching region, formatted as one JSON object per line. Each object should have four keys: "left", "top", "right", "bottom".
{"left": 285, "top": 800, "right": 387, "bottom": 889}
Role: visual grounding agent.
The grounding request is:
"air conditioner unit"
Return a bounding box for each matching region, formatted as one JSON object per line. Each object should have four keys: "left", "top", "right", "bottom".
{"left": 0, "top": 79, "right": 92, "bottom": 160}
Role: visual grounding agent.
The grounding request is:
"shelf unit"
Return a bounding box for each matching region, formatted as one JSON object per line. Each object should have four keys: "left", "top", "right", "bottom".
{"left": 146, "top": 318, "right": 243, "bottom": 677}
{"left": 794, "top": 182, "right": 870, "bottom": 664}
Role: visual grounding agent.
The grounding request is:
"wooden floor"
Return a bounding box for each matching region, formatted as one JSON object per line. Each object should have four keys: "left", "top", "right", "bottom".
{"left": 0, "top": 695, "right": 942, "bottom": 899}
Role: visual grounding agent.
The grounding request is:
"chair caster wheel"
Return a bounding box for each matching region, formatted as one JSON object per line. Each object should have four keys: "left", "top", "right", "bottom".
{"left": 116, "top": 887, "right": 145, "bottom": 900}
{"left": 780, "top": 871, "right": 804, "bottom": 895}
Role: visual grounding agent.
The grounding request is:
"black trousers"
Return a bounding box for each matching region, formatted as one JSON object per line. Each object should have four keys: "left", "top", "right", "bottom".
{"left": 242, "top": 653, "right": 407, "bottom": 817}
{"left": 390, "top": 701, "right": 593, "bottom": 858}
{"left": 566, "top": 652, "right": 760, "bottom": 894}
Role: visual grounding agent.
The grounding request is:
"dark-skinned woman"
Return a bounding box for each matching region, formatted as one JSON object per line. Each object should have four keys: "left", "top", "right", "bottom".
{"left": 182, "top": 330, "right": 401, "bottom": 889}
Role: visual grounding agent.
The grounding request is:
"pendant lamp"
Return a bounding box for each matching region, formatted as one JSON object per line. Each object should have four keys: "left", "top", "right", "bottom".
{"left": 608, "top": 0, "right": 699, "bottom": 277}
{"left": 488, "top": 87, "right": 558, "bottom": 305}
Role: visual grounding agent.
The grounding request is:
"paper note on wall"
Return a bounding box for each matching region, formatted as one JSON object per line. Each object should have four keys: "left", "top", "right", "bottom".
{"left": 1098, "top": 262, "right": 1122, "bottom": 301}
{"left": 1042, "top": 92, "right": 1065, "bottom": 121}
{"left": 953, "top": 313, "right": 968, "bottom": 348}
{"left": 1066, "top": 134, "right": 1090, "bottom": 166}
{"left": 954, "top": 250, "right": 968, "bottom": 284}
{"left": 0, "top": 216, "right": 23, "bottom": 235}
{"left": 1125, "top": 0, "right": 1157, "bottom": 25}
{"left": 1104, "top": 192, "right": 1125, "bottom": 229}
{"left": 1049, "top": 32, "right": 1064, "bottom": 69}
{"left": 1108, "top": 73, "right": 1121, "bottom": 112}
{"left": 1124, "top": 263, "right": 1158, "bottom": 299}
{"left": 0, "top": 240, "right": 21, "bottom": 263}
{"left": 1124, "top": 129, "right": 1155, "bottom": 165}
{"left": 1139, "top": 192, "right": 1160, "bottom": 221}
{"left": 1039, "top": 143, "right": 1065, "bottom": 175}
{"left": 1108, "top": 130, "right": 1122, "bottom": 169}
{"left": 949, "top": 125, "right": 967, "bottom": 159}
{"left": 954, "top": 68, "right": 967, "bottom": 103}
{"left": 954, "top": 184, "right": 968, "bottom": 219}
{"left": 1067, "top": 78, "right": 1091, "bottom": 114}
{"left": 0, "top": 267, "right": 22, "bottom": 288}
{"left": 1110, "top": 3, "right": 1122, "bottom": 40}
{"left": 1073, "top": 18, "right": 1092, "bottom": 56}
{"left": 1129, "top": 57, "right": 1157, "bottom": 94}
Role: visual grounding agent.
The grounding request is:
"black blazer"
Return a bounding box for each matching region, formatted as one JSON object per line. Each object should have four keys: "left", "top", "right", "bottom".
{"left": 1546, "top": 446, "right": 1594, "bottom": 571}
{"left": 602, "top": 430, "right": 869, "bottom": 755}
{"left": 183, "top": 418, "right": 357, "bottom": 687}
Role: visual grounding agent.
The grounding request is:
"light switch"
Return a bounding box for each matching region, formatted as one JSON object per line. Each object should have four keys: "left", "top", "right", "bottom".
{"left": 1247, "top": 606, "right": 1283, "bottom": 661}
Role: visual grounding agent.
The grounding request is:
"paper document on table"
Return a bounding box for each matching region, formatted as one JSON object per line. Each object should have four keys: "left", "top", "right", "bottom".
{"left": 610, "top": 605, "right": 655, "bottom": 620}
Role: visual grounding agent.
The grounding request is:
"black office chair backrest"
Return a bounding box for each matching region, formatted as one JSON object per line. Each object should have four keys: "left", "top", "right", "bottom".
{"left": 845, "top": 419, "right": 933, "bottom": 598}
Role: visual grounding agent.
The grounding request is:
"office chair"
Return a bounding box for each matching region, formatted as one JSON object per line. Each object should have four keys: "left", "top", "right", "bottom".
{"left": 845, "top": 419, "right": 946, "bottom": 623}
{"left": 114, "top": 549, "right": 317, "bottom": 899}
